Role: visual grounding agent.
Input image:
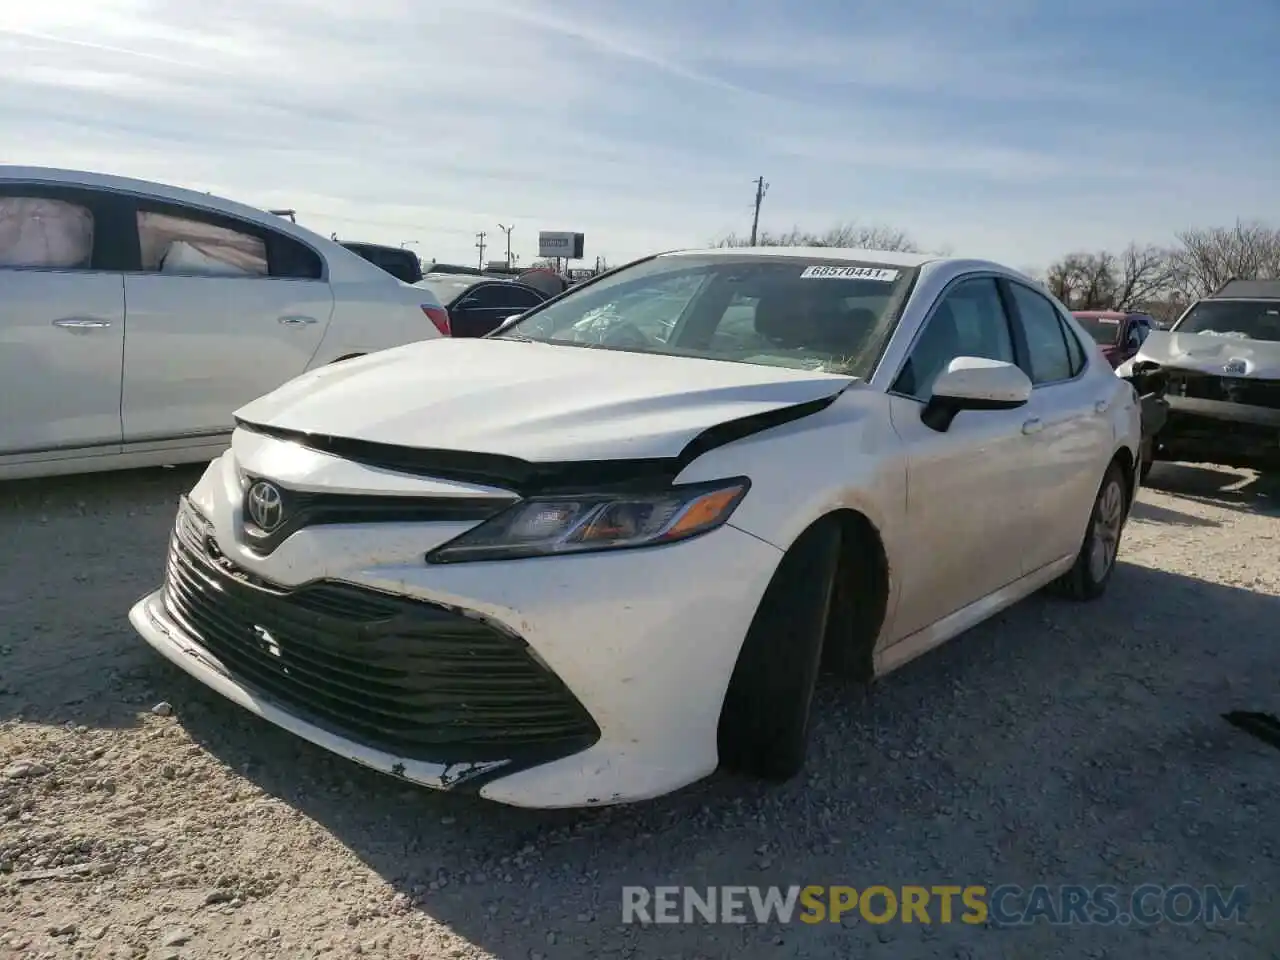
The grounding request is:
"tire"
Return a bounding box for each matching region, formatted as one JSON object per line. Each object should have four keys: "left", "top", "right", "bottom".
{"left": 1054, "top": 461, "right": 1127, "bottom": 601}
{"left": 717, "top": 520, "right": 841, "bottom": 781}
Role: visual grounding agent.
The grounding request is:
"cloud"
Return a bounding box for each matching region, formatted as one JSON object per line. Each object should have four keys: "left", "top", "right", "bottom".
{"left": 1, "top": 0, "right": 1275, "bottom": 269}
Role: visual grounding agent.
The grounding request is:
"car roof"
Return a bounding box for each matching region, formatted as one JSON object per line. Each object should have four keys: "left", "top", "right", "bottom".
{"left": 416, "top": 273, "right": 532, "bottom": 304}
{"left": 1210, "top": 278, "right": 1280, "bottom": 300}
{"left": 661, "top": 246, "right": 938, "bottom": 268}
{"left": 1073, "top": 310, "right": 1130, "bottom": 319}
{"left": 342, "top": 242, "right": 415, "bottom": 256}
{"left": 0, "top": 164, "right": 392, "bottom": 284}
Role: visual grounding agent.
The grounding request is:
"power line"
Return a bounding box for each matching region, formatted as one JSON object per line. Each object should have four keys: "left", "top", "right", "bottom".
{"left": 749, "top": 175, "right": 769, "bottom": 246}
{"left": 475, "top": 230, "right": 487, "bottom": 270}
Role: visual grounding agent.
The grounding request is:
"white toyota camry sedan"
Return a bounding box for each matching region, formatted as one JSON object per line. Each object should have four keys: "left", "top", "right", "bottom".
{"left": 129, "top": 247, "right": 1143, "bottom": 808}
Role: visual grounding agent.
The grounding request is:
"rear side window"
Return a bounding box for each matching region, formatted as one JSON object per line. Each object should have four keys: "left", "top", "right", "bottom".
{"left": 0, "top": 196, "right": 94, "bottom": 269}
{"left": 135, "top": 206, "right": 323, "bottom": 280}
{"left": 138, "top": 210, "right": 267, "bottom": 276}
{"left": 1062, "top": 316, "right": 1088, "bottom": 375}
{"left": 1008, "top": 283, "right": 1073, "bottom": 383}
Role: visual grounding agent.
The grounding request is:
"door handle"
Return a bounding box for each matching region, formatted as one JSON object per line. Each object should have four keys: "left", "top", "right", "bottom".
{"left": 1094, "top": 400, "right": 1108, "bottom": 414}
{"left": 1022, "top": 418, "right": 1043, "bottom": 435}
{"left": 277, "top": 315, "right": 318, "bottom": 326}
{"left": 52, "top": 317, "right": 112, "bottom": 331}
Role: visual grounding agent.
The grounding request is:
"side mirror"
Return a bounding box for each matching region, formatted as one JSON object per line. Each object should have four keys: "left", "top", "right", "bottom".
{"left": 922, "top": 357, "right": 1032, "bottom": 432}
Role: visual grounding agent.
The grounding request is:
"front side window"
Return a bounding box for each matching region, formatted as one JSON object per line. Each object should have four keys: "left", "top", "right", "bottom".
{"left": 1174, "top": 300, "right": 1280, "bottom": 342}
{"left": 472, "top": 284, "right": 544, "bottom": 313}
{"left": 894, "top": 277, "right": 1015, "bottom": 400}
{"left": 1009, "top": 283, "right": 1073, "bottom": 383}
{"left": 0, "top": 196, "right": 95, "bottom": 269}
{"left": 503, "top": 255, "right": 917, "bottom": 378}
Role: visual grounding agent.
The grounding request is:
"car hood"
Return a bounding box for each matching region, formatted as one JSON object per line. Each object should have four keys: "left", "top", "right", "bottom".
{"left": 234, "top": 338, "right": 854, "bottom": 462}
{"left": 1132, "top": 331, "right": 1280, "bottom": 378}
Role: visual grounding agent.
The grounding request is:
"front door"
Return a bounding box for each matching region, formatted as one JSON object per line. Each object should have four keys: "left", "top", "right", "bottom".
{"left": 120, "top": 202, "right": 334, "bottom": 442}
{"left": 0, "top": 186, "right": 125, "bottom": 458}
{"left": 885, "top": 276, "right": 1038, "bottom": 640}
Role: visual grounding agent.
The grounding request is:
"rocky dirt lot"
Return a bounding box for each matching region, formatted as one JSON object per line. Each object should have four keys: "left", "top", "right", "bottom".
{"left": 1, "top": 462, "right": 1278, "bottom": 960}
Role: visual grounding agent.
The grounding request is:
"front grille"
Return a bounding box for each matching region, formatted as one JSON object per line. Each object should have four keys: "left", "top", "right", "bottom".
{"left": 161, "top": 499, "right": 599, "bottom": 764}
{"left": 240, "top": 478, "right": 514, "bottom": 554}
{"left": 1165, "top": 370, "right": 1280, "bottom": 409}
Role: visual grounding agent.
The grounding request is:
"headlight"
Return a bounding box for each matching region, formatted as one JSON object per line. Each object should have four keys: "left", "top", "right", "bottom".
{"left": 425, "top": 478, "right": 750, "bottom": 564}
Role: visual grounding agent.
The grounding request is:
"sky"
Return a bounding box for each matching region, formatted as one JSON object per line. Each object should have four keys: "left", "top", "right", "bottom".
{"left": 1, "top": 0, "right": 1277, "bottom": 273}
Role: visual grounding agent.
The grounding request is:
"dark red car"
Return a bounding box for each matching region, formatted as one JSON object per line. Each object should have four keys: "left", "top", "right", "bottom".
{"left": 1072, "top": 310, "right": 1156, "bottom": 368}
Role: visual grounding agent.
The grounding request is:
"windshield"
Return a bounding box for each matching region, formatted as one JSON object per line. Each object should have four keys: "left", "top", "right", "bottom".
{"left": 1174, "top": 300, "right": 1280, "bottom": 342}
{"left": 498, "top": 254, "right": 917, "bottom": 378}
{"left": 1073, "top": 315, "right": 1122, "bottom": 346}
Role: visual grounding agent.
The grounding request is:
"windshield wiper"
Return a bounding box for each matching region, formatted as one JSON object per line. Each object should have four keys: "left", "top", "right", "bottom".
{"left": 488, "top": 333, "right": 535, "bottom": 342}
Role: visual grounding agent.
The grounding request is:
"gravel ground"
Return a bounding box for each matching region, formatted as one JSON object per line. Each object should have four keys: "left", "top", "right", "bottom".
{"left": 2, "top": 461, "right": 1278, "bottom": 959}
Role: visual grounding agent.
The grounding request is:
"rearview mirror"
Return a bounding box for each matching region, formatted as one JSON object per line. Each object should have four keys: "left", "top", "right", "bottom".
{"left": 922, "top": 357, "right": 1032, "bottom": 432}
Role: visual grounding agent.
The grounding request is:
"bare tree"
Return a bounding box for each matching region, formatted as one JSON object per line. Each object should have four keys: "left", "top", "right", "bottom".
{"left": 1044, "top": 252, "right": 1117, "bottom": 309}
{"left": 1111, "top": 243, "right": 1175, "bottom": 310}
{"left": 1169, "top": 220, "right": 1280, "bottom": 299}
{"left": 716, "top": 222, "right": 922, "bottom": 253}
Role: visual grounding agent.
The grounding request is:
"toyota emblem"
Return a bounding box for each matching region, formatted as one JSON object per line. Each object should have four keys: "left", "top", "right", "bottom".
{"left": 246, "top": 481, "right": 285, "bottom": 532}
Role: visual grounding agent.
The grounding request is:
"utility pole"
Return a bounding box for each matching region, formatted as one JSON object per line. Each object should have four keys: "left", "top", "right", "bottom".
{"left": 475, "top": 231, "right": 487, "bottom": 270}
{"left": 497, "top": 223, "right": 514, "bottom": 268}
{"left": 749, "top": 176, "right": 769, "bottom": 246}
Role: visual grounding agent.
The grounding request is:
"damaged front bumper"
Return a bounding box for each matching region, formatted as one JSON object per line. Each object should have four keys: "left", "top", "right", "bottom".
{"left": 130, "top": 590, "right": 519, "bottom": 790}
{"left": 129, "top": 497, "right": 602, "bottom": 793}
{"left": 1123, "top": 365, "right": 1280, "bottom": 471}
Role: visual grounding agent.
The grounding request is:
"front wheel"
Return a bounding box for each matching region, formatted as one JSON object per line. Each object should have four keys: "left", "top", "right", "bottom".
{"left": 1053, "top": 461, "right": 1127, "bottom": 601}
{"left": 717, "top": 520, "right": 841, "bottom": 781}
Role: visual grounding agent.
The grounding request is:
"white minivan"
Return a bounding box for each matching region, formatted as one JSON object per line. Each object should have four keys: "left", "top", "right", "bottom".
{"left": 0, "top": 166, "right": 449, "bottom": 481}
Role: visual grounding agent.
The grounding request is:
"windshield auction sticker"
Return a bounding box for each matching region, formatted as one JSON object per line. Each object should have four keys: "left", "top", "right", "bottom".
{"left": 800, "top": 265, "right": 900, "bottom": 281}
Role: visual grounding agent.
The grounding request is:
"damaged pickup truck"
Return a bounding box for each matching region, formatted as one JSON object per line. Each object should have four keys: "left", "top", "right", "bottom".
{"left": 1118, "top": 279, "right": 1280, "bottom": 478}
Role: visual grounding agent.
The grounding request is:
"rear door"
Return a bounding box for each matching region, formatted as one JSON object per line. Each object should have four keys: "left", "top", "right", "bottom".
{"left": 450, "top": 282, "right": 546, "bottom": 337}
{"left": 0, "top": 183, "right": 126, "bottom": 458}
{"left": 1002, "top": 280, "right": 1112, "bottom": 573}
{"left": 120, "top": 200, "right": 335, "bottom": 442}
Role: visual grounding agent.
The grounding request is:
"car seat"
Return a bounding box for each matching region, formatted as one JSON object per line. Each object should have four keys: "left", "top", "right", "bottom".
{"left": 753, "top": 292, "right": 871, "bottom": 355}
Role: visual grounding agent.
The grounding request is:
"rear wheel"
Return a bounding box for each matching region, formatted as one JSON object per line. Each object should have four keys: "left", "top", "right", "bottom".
{"left": 1054, "top": 461, "right": 1127, "bottom": 601}
{"left": 717, "top": 520, "right": 841, "bottom": 781}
